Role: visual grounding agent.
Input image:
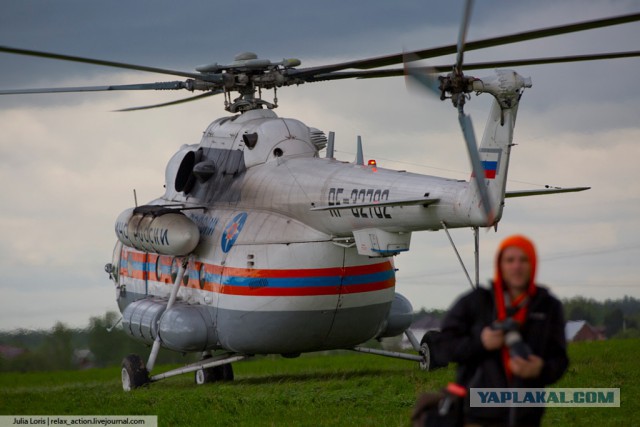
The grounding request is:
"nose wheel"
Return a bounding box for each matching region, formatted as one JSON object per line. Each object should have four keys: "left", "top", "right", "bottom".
{"left": 121, "top": 354, "right": 150, "bottom": 391}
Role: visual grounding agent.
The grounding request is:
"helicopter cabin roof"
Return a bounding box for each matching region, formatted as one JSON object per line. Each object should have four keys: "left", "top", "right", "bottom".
{"left": 199, "top": 109, "right": 324, "bottom": 168}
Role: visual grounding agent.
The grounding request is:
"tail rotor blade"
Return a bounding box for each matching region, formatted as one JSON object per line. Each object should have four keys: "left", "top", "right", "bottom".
{"left": 403, "top": 52, "right": 441, "bottom": 96}
{"left": 458, "top": 109, "right": 494, "bottom": 225}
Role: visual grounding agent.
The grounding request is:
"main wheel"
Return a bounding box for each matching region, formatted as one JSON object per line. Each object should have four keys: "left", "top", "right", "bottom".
{"left": 420, "top": 330, "right": 448, "bottom": 371}
{"left": 195, "top": 355, "right": 216, "bottom": 385}
{"left": 195, "top": 361, "right": 234, "bottom": 384}
{"left": 419, "top": 341, "right": 431, "bottom": 371}
{"left": 121, "top": 354, "right": 149, "bottom": 391}
{"left": 214, "top": 363, "right": 234, "bottom": 382}
{"left": 195, "top": 366, "right": 216, "bottom": 385}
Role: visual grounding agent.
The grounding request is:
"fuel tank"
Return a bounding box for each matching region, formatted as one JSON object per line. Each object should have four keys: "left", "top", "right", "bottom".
{"left": 115, "top": 205, "right": 200, "bottom": 256}
{"left": 121, "top": 298, "right": 218, "bottom": 352}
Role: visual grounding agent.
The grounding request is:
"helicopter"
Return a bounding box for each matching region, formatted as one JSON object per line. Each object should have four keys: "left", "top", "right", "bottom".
{"left": 1, "top": 2, "right": 639, "bottom": 391}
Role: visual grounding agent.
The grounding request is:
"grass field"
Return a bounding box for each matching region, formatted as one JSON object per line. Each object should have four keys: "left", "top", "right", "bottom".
{"left": 1, "top": 339, "right": 638, "bottom": 426}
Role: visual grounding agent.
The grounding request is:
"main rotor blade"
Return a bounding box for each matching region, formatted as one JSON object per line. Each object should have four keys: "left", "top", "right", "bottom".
{"left": 450, "top": 51, "right": 640, "bottom": 71}
{"left": 455, "top": 0, "right": 474, "bottom": 72}
{"left": 0, "top": 45, "right": 203, "bottom": 80}
{"left": 113, "top": 90, "right": 223, "bottom": 112}
{"left": 308, "top": 51, "right": 640, "bottom": 81}
{"left": 291, "top": 12, "right": 640, "bottom": 78}
{"left": 459, "top": 111, "right": 494, "bottom": 225}
{"left": 0, "top": 81, "right": 189, "bottom": 95}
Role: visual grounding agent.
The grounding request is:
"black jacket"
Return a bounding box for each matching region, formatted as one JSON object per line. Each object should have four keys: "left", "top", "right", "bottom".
{"left": 435, "top": 285, "right": 569, "bottom": 426}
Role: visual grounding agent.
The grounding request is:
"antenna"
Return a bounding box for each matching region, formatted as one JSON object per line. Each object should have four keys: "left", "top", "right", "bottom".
{"left": 355, "top": 136, "right": 364, "bottom": 165}
{"left": 326, "top": 131, "right": 335, "bottom": 159}
{"left": 133, "top": 189, "right": 138, "bottom": 207}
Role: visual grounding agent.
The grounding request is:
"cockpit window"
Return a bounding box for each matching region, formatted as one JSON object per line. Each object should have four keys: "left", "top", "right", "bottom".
{"left": 242, "top": 133, "right": 258, "bottom": 149}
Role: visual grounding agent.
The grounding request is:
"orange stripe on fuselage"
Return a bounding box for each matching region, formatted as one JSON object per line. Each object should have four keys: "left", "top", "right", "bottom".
{"left": 119, "top": 249, "right": 394, "bottom": 297}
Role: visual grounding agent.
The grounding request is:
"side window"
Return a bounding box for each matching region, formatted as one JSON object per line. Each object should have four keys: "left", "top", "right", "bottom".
{"left": 199, "top": 263, "right": 207, "bottom": 290}
{"left": 171, "top": 258, "right": 179, "bottom": 283}
{"left": 182, "top": 261, "right": 189, "bottom": 286}
{"left": 155, "top": 256, "right": 164, "bottom": 283}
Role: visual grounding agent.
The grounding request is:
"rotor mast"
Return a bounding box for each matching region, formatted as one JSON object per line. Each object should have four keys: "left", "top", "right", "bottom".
{"left": 198, "top": 51, "right": 299, "bottom": 113}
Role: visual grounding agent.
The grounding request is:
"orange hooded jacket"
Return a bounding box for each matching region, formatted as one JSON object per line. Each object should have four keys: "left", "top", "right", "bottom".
{"left": 492, "top": 235, "right": 538, "bottom": 380}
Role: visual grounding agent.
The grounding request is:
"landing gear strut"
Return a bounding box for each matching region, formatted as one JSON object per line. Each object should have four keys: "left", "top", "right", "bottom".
{"left": 349, "top": 329, "right": 432, "bottom": 371}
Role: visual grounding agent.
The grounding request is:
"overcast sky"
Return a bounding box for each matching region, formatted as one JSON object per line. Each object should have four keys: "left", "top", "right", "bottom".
{"left": 1, "top": 0, "right": 639, "bottom": 331}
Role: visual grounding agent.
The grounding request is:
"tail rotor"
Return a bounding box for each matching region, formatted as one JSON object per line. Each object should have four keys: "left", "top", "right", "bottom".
{"left": 404, "top": 0, "right": 495, "bottom": 225}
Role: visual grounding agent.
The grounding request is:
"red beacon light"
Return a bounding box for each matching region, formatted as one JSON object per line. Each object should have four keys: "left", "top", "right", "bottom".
{"left": 367, "top": 159, "right": 378, "bottom": 172}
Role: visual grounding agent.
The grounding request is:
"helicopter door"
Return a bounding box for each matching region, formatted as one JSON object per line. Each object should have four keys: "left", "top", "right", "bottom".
{"left": 324, "top": 248, "right": 395, "bottom": 348}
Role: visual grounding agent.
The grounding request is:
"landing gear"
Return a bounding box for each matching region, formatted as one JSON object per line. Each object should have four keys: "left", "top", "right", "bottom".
{"left": 420, "top": 331, "right": 448, "bottom": 371}
{"left": 350, "top": 329, "right": 427, "bottom": 368}
{"left": 194, "top": 354, "right": 234, "bottom": 384}
{"left": 121, "top": 354, "right": 150, "bottom": 391}
{"left": 418, "top": 341, "right": 431, "bottom": 371}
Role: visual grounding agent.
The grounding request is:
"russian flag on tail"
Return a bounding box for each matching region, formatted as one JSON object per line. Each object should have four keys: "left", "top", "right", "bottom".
{"left": 479, "top": 148, "right": 501, "bottom": 180}
{"left": 482, "top": 160, "right": 498, "bottom": 179}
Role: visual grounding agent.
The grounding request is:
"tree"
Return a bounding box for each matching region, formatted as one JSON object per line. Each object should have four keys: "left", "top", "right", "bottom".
{"left": 42, "top": 322, "right": 74, "bottom": 370}
{"left": 568, "top": 305, "right": 595, "bottom": 324}
{"left": 603, "top": 308, "right": 624, "bottom": 337}
{"left": 88, "top": 311, "right": 126, "bottom": 367}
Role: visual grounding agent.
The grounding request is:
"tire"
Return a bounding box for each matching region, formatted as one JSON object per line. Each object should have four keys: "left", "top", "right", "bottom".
{"left": 419, "top": 341, "right": 431, "bottom": 371}
{"left": 420, "top": 330, "right": 448, "bottom": 370}
{"left": 214, "top": 363, "right": 234, "bottom": 382}
{"left": 121, "top": 354, "right": 149, "bottom": 391}
{"left": 195, "top": 357, "right": 234, "bottom": 384}
{"left": 195, "top": 366, "right": 217, "bottom": 385}
{"left": 195, "top": 354, "right": 216, "bottom": 385}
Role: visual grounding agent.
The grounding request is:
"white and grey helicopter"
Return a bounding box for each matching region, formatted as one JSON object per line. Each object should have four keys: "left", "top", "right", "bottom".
{"left": 1, "top": 2, "right": 639, "bottom": 391}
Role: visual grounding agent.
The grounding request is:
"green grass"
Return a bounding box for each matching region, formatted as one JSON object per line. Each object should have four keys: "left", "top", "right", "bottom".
{"left": 1, "top": 340, "right": 638, "bottom": 426}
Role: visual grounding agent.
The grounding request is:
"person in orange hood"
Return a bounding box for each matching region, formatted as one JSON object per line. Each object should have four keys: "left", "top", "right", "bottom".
{"left": 435, "top": 235, "right": 568, "bottom": 427}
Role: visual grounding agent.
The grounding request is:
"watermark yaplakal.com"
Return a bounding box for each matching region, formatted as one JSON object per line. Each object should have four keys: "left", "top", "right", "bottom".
{"left": 470, "top": 388, "right": 620, "bottom": 407}
{"left": 0, "top": 416, "right": 157, "bottom": 427}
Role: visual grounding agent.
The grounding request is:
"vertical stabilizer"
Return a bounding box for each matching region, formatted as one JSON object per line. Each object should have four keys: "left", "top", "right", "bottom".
{"left": 461, "top": 70, "right": 531, "bottom": 226}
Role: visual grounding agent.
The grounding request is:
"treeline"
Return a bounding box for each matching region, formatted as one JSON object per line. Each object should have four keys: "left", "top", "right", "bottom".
{"left": 563, "top": 295, "right": 640, "bottom": 338}
{"left": 417, "top": 296, "right": 640, "bottom": 339}
{"left": 0, "top": 312, "right": 197, "bottom": 373}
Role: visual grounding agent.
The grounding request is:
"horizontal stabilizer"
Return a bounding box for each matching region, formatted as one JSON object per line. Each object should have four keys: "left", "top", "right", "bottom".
{"left": 505, "top": 186, "right": 590, "bottom": 198}
{"left": 311, "top": 197, "right": 439, "bottom": 211}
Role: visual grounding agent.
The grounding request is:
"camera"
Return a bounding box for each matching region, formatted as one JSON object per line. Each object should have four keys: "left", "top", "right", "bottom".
{"left": 491, "top": 318, "right": 532, "bottom": 358}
